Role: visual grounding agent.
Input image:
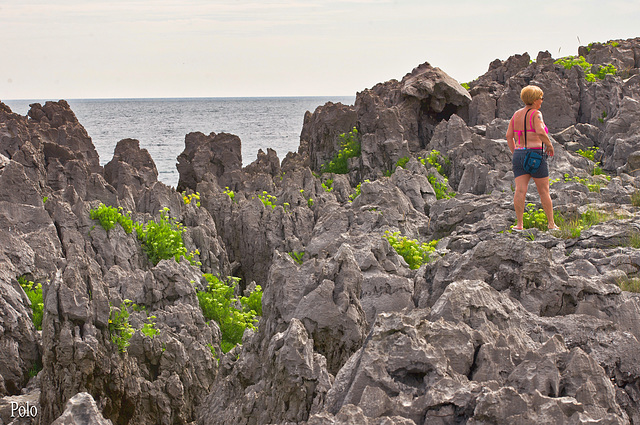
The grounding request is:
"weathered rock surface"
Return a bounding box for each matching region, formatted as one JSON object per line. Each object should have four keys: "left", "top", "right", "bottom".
{"left": 2, "top": 36, "right": 640, "bottom": 425}
{"left": 50, "top": 392, "right": 113, "bottom": 425}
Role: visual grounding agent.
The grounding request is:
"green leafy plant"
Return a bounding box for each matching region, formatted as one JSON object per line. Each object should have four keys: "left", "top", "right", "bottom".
{"left": 383, "top": 231, "right": 438, "bottom": 270}
{"left": 321, "top": 127, "right": 361, "bottom": 174}
{"left": 197, "top": 275, "right": 262, "bottom": 353}
{"left": 396, "top": 156, "right": 410, "bottom": 170}
{"left": 19, "top": 276, "right": 43, "bottom": 330}
{"left": 182, "top": 191, "right": 201, "bottom": 207}
{"left": 42, "top": 196, "right": 48, "bottom": 204}
{"left": 349, "top": 179, "right": 370, "bottom": 202}
{"left": 554, "top": 55, "right": 617, "bottom": 81}
{"left": 288, "top": 251, "right": 304, "bottom": 265}
{"left": 518, "top": 203, "right": 551, "bottom": 231}
{"left": 109, "top": 300, "right": 135, "bottom": 353}
{"left": 90, "top": 204, "right": 134, "bottom": 234}
{"left": 576, "top": 146, "right": 598, "bottom": 161}
{"left": 141, "top": 315, "right": 159, "bottom": 339}
{"left": 257, "top": 191, "right": 277, "bottom": 209}
{"left": 562, "top": 173, "right": 602, "bottom": 192}
{"left": 427, "top": 175, "right": 455, "bottom": 200}
{"left": 223, "top": 187, "right": 236, "bottom": 202}
{"left": 419, "top": 150, "right": 449, "bottom": 176}
{"left": 134, "top": 208, "right": 190, "bottom": 265}
{"left": 321, "top": 179, "right": 334, "bottom": 193}
{"left": 598, "top": 110, "right": 608, "bottom": 124}
{"left": 461, "top": 82, "right": 470, "bottom": 90}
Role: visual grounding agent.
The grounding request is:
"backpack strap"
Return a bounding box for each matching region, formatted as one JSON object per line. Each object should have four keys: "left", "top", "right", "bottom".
{"left": 523, "top": 109, "right": 531, "bottom": 149}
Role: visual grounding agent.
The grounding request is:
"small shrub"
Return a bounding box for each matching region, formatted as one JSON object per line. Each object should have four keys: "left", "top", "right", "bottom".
{"left": 322, "top": 179, "right": 334, "bottom": 193}
{"left": 420, "top": 150, "right": 449, "bottom": 176}
{"left": 518, "top": 203, "right": 550, "bottom": 231}
{"left": 223, "top": 187, "right": 236, "bottom": 202}
{"left": 182, "top": 191, "right": 201, "bottom": 207}
{"left": 384, "top": 231, "right": 438, "bottom": 270}
{"left": 288, "top": 251, "right": 304, "bottom": 265}
{"left": 349, "top": 179, "right": 370, "bottom": 202}
{"left": 197, "top": 275, "right": 262, "bottom": 353}
{"left": 427, "top": 175, "right": 455, "bottom": 200}
{"left": 90, "top": 204, "right": 134, "bottom": 234}
{"left": 257, "top": 191, "right": 277, "bottom": 209}
{"left": 109, "top": 301, "right": 135, "bottom": 353}
{"left": 134, "top": 208, "right": 189, "bottom": 265}
{"left": 141, "top": 315, "right": 159, "bottom": 339}
{"left": 18, "top": 276, "right": 43, "bottom": 330}
{"left": 321, "top": 127, "right": 360, "bottom": 174}
{"left": 554, "top": 55, "right": 617, "bottom": 81}
{"left": 461, "top": 82, "right": 470, "bottom": 90}
{"left": 576, "top": 147, "right": 598, "bottom": 161}
{"left": 396, "top": 156, "right": 410, "bottom": 170}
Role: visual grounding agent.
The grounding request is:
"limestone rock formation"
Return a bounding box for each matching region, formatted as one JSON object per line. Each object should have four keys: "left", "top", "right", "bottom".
{"left": 2, "top": 36, "right": 640, "bottom": 425}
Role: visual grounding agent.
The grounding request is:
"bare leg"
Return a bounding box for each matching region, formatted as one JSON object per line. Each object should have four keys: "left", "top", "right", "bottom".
{"left": 533, "top": 177, "right": 556, "bottom": 228}
{"left": 514, "top": 174, "right": 531, "bottom": 229}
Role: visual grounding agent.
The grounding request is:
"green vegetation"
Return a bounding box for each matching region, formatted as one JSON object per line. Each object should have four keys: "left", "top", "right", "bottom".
{"left": 196, "top": 274, "right": 262, "bottom": 354}
{"left": 626, "top": 231, "right": 640, "bottom": 249}
{"left": 618, "top": 276, "right": 640, "bottom": 293}
{"left": 141, "top": 315, "right": 159, "bottom": 339}
{"left": 576, "top": 146, "right": 599, "bottom": 161}
{"left": 109, "top": 300, "right": 159, "bottom": 352}
{"left": 396, "top": 156, "right": 410, "bottom": 170}
{"left": 18, "top": 276, "right": 43, "bottom": 330}
{"left": 516, "top": 204, "right": 608, "bottom": 237}
{"left": 109, "top": 300, "right": 135, "bottom": 353}
{"left": 133, "top": 208, "right": 192, "bottom": 265}
{"left": 516, "top": 203, "right": 553, "bottom": 231}
{"left": 90, "top": 205, "right": 199, "bottom": 266}
{"left": 598, "top": 110, "right": 607, "bottom": 124}
{"left": 321, "top": 127, "right": 361, "bottom": 174}
{"left": 631, "top": 190, "right": 640, "bottom": 207}
{"left": 427, "top": 175, "right": 456, "bottom": 200}
{"left": 418, "top": 150, "right": 455, "bottom": 200}
{"left": 90, "top": 204, "right": 134, "bottom": 233}
{"left": 288, "top": 251, "right": 304, "bottom": 265}
{"left": 461, "top": 82, "right": 471, "bottom": 91}
{"left": 420, "top": 150, "right": 450, "bottom": 175}
{"left": 554, "top": 55, "right": 617, "bottom": 82}
{"left": 322, "top": 179, "right": 334, "bottom": 193}
{"left": 383, "top": 231, "right": 438, "bottom": 270}
{"left": 257, "top": 191, "right": 277, "bottom": 209}
{"left": 182, "top": 191, "right": 201, "bottom": 207}
{"left": 223, "top": 187, "right": 236, "bottom": 202}
{"left": 349, "top": 179, "right": 370, "bottom": 202}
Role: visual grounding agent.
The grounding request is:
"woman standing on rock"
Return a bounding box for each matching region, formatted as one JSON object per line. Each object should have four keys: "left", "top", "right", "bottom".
{"left": 506, "top": 85, "right": 558, "bottom": 231}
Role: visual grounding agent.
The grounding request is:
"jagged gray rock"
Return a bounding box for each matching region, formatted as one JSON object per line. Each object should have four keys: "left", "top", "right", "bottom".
{"left": 50, "top": 392, "right": 113, "bottom": 425}
{"left": 4, "top": 37, "right": 640, "bottom": 425}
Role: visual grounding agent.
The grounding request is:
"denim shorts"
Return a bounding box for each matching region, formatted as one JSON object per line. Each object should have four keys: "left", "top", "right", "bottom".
{"left": 512, "top": 148, "right": 549, "bottom": 179}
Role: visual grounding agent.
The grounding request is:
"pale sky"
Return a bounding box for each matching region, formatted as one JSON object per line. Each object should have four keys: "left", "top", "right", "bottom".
{"left": 1, "top": 0, "right": 639, "bottom": 100}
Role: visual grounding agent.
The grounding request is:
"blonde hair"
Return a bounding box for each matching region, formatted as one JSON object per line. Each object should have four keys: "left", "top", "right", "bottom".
{"left": 520, "top": 85, "right": 544, "bottom": 105}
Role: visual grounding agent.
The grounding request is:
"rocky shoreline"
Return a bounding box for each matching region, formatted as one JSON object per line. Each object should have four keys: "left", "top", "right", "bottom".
{"left": 1, "top": 37, "right": 640, "bottom": 424}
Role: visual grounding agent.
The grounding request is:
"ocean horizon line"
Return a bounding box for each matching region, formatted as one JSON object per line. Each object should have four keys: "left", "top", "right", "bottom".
{"left": 3, "top": 95, "right": 355, "bottom": 103}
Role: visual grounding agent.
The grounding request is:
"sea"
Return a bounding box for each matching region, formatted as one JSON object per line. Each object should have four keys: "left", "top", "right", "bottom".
{"left": 3, "top": 97, "right": 355, "bottom": 188}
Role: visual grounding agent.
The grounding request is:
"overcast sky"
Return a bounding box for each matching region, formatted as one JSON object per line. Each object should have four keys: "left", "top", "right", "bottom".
{"left": 1, "top": 0, "right": 639, "bottom": 100}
